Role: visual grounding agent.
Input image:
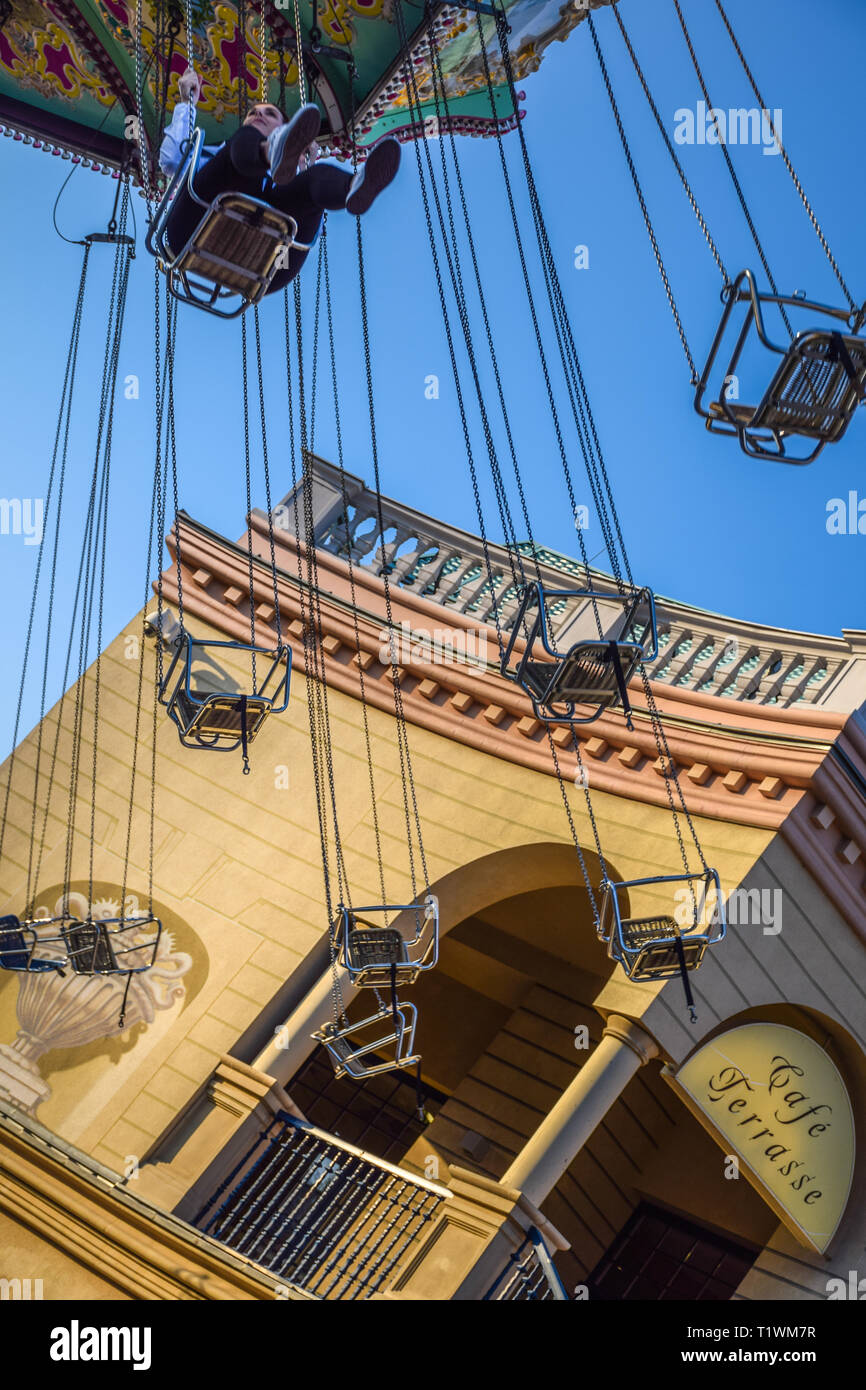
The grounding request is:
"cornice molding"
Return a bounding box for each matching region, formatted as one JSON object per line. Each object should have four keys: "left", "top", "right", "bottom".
{"left": 157, "top": 514, "right": 866, "bottom": 946}
{"left": 162, "top": 519, "right": 846, "bottom": 828}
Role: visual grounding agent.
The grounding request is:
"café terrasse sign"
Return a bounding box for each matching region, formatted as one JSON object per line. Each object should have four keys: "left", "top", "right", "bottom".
{"left": 663, "top": 1023, "right": 855, "bottom": 1253}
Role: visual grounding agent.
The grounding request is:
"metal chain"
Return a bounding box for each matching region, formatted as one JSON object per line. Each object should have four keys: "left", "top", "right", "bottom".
{"left": 589, "top": 13, "right": 698, "bottom": 384}
{"left": 611, "top": 2, "right": 727, "bottom": 285}
{"left": 484, "top": 8, "right": 626, "bottom": 595}
{"left": 492, "top": 5, "right": 707, "bottom": 874}
{"left": 422, "top": 11, "right": 529, "bottom": 611}
{"left": 240, "top": 316, "right": 258, "bottom": 691}
{"left": 163, "top": 283, "right": 185, "bottom": 633}
{"left": 281, "top": 284, "right": 340, "bottom": 956}
{"left": 252, "top": 307, "right": 284, "bottom": 649}
{"left": 470, "top": 6, "right": 607, "bottom": 619}
{"left": 238, "top": 0, "right": 248, "bottom": 120}
{"left": 184, "top": 0, "right": 194, "bottom": 146}
{"left": 672, "top": 0, "right": 794, "bottom": 343}
{"left": 301, "top": 237, "right": 351, "bottom": 908}
{"left": 355, "top": 210, "right": 430, "bottom": 897}
{"left": 14, "top": 248, "right": 90, "bottom": 905}
{"left": 291, "top": 0, "right": 308, "bottom": 104}
{"left": 134, "top": 0, "right": 153, "bottom": 206}
{"left": 320, "top": 227, "right": 389, "bottom": 915}
{"left": 259, "top": 0, "right": 268, "bottom": 102}
{"left": 391, "top": 0, "right": 512, "bottom": 660}
{"left": 425, "top": 14, "right": 544, "bottom": 597}
{"left": 62, "top": 213, "right": 131, "bottom": 903}
{"left": 715, "top": 0, "right": 858, "bottom": 316}
{"left": 88, "top": 189, "right": 134, "bottom": 909}
{"left": 288, "top": 274, "right": 351, "bottom": 1021}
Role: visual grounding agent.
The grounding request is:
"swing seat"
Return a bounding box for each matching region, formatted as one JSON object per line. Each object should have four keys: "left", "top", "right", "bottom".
{"left": 696, "top": 269, "right": 866, "bottom": 464}
{"left": 335, "top": 896, "right": 439, "bottom": 989}
{"left": 0, "top": 915, "right": 65, "bottom": 974}
{"left": 172, "top": 688, "right": 272, "bottom": 748}
{"left": 312, "top": 1002, "right": 420, "bottom": 1081}
{"left": 502, "top": 583, "right": 657, "bottom": 725}
{"left": 599, "top": 870, "right": 725, "bottom": 983}
{"left": 144, "top": 127, "right": 311, "bottom": 319}
{"left": 345, "top": 927, "right": 408, "bottom": 978}
{"left": 61, "top": 916, "right": 162, "bottom": 976}
{"left": 159, "top": 635, "right": 291, "bottom": 756}
{"left": 612, "top": 915, "right": 708, "bottom": 981}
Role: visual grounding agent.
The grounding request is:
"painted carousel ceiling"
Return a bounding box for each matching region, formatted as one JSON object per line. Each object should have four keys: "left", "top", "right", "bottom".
{"left": 0, "top": 0, "right": 612, "bottom": 173}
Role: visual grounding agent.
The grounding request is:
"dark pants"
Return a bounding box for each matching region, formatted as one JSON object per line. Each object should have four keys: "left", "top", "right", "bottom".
{"left": 165, "top": 125, "right": 353, "bottom": 291}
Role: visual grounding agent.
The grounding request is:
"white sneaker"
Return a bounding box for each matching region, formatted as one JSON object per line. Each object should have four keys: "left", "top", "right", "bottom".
{"left": 267, "top": 104, "right": 322, "bottom": 184}
{"left": 345, "top": 138, "right": 402, "bottom": 215}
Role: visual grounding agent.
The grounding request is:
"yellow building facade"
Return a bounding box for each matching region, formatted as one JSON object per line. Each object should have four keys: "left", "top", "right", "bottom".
{"left": 1, "top": 458, "right": 864, "bottom": 1302}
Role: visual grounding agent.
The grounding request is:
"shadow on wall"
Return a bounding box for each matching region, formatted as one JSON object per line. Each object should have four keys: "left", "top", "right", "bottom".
{"left": 0, "top": 880, "right": 208, "bottom": 1136}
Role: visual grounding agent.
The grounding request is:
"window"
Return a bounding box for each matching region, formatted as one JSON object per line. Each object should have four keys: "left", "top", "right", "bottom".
{"left": 290, "top": 1046, "right": 446, "bottom": 1165}
{"left": 588, "top": 1202, "right": 758, "bottom": 1301}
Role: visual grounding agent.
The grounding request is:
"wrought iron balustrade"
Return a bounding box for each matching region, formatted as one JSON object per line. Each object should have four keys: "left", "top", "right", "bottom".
{"left": 195, "top": 1112, "right": 450, "bottom": 1300}
{"left": 484, "top": 1226, "right": 570, "bottom": 1301}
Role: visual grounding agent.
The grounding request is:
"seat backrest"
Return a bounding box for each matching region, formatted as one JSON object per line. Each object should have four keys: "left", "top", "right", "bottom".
{"left": 758, "top": 333, "right": 866, "bottom": 439}
{"left": 179, "top": 197, "right": 293, "bottom": 296}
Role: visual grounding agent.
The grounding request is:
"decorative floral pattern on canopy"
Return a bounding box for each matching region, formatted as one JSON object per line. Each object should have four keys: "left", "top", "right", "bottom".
{"left": 0, "top": 0, "right": 612, "bottom": 166}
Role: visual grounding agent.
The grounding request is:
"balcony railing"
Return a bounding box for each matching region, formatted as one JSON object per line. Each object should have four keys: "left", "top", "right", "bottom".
{"left": 194, "top": 1112, "right": 450, "bottom": 1300}
{"left": 484, "top": 1226, "right": 570, "bottom": 1301}
{"left": 268, "top": 458, "right": 865, "bottom": 711}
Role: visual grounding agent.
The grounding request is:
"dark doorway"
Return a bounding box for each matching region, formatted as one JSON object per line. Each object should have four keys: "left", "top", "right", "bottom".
{"left": 290, "top": 1046, "right": 446, "bottom": 1164}
{"left": 588, "top": 1202, "right": 758, "bottom": 1300}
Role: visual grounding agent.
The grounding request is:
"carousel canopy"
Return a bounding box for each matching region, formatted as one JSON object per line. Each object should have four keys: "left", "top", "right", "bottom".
{"left": 0, "top": 0, "right": 611, "bottom": 172}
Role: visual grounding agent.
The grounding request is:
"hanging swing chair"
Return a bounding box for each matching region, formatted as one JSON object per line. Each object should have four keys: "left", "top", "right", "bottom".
{"left": 60, "top": 915, "right": 162, "bottom": 976}
{"left": 599, "top": 869, "right": 725, "bottom": 1018}
{"left": 0, "top": 913, "right": 161, "bottom": 976}
{"left": 501, "top": 583, "right": 657, "bottom": 726}
{"left": 145, "top": 128, "right": 312, "bottom": 320}
{"left": 695, "top": 270, "right": 866, "bottom": 464}
{"left": 312, "top": 1001, "right": 421, "bottom": 1081}
{"left": 0, "top": 915, "right": 66, "bottom": 974}
{"left": 336, "top": 895, "right": 439, "bottom": 989}
{"left": 159, "top": 634, "right": 291, "bottom": 767}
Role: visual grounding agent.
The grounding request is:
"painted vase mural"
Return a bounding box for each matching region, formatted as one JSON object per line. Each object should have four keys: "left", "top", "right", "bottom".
{"left": 0, "top": 890, "right": 192, "bottom": 1116}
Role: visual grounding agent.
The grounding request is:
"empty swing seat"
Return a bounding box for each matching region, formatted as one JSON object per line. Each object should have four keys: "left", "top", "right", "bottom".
{"left": 312, "top": 1002, "right": 420, "bottom": 1081}
{"left": 159, "top": 635, "right": 291, "bottom": 758}
{"left": 0, "top": 915, "right": 65, "bottom": 974}
{"left": 336, "top": 896, "right": 439, "bottom": 989}
{"left": 696, "top": 269, "right": 866, "bottom": 464}
{"left": 145, "top": 127, "right": 310, "bottom": 318}
{"left": 502, "top": 583, "right": 657, "bottom": 725}
{"left": 600, "top": 870, "right": 725, "bottom": 984}
{"left": 61, "top": 916, "right": 162, "bottom": 975}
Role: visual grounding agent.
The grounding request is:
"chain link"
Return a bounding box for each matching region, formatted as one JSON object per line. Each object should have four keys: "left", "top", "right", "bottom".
{"left": 589, "top": 13, "right": 698, "bottom": 384}
{"left": 714, "top": 0, "right": 857, "bottom": 315}
{"left": 259, "top": 0, "right": 268, "bottom": 102}
{"left": 10, "top": 247, "right": 90, "bottom": 907}
{"left": 611, "top": 3, "right": 727, "bottom": 285}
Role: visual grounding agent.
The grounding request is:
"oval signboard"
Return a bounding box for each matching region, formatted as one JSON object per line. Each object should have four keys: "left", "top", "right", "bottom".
{"left": 664, "top": 1022, "right": 855, "bottom": 1254}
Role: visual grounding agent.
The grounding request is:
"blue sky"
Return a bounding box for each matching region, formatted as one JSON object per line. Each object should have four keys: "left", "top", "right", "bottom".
{"left": 1, "top": 0, "right": 864, "bottom": 751}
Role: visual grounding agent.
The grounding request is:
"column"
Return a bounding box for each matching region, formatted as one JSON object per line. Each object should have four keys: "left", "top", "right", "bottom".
{"left": 501, "top": 1014, "right": 659, "bottom": 1208}
{"left": 253, "top": 965, "right": 356, "bottom": 1084}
